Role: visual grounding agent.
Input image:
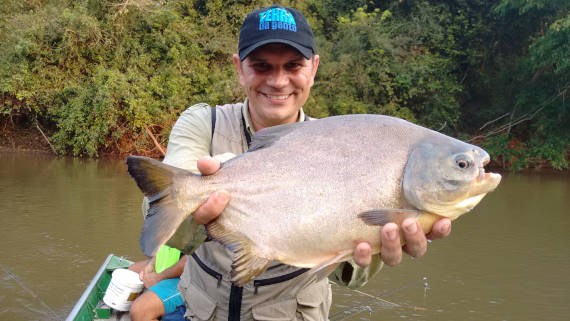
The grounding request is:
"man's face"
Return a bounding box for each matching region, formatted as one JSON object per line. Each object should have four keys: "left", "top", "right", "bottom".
{"left": 233, "top": 44, "right": 319, "bottom": 130}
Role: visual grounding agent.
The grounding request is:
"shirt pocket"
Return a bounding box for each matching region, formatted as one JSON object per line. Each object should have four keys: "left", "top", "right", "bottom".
{"left": 251, "top": 279, "right": 331, "bottom": 321}
{"left": 179, "top": 281, "right": 217, "bottom": 321}
{"left": 252, "top": 297, "right": 297, "bottom": 321}
{"left": 295, "top": 280, "right": 331, "bottom": 321}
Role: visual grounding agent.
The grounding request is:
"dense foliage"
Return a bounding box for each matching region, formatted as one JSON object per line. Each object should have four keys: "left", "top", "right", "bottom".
{"left": 0, "top": 0, "right": 567, "bottom": 170}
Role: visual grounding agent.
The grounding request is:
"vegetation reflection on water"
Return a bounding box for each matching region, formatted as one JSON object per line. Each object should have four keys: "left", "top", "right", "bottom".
{"left": 0, "top": 154, "right": 568, "bottom": 320}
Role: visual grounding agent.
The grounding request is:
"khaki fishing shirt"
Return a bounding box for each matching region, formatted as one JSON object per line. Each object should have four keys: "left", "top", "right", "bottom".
{"left": 157, "top": 100, "right": 383, "bottom": 320}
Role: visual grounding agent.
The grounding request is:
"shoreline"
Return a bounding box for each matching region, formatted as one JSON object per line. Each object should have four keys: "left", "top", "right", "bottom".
{"left": 1, "top": 127, "right": 566, "bottom": 173}
{"left": 0, "top": 125, "right": 163, "bottom": 159}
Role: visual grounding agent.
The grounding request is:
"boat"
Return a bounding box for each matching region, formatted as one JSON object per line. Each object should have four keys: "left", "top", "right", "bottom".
{"left": 65, "top": 254, "right": 134, "bottom": 321}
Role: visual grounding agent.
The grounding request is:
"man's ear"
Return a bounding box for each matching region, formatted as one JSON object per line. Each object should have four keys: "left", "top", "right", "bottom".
{"left": 312, "top": 55, "right": 320, "bottom": 75}
{"left": 309, "top": 54, "right": 320, "bottom": 87}
{"left": 233, "top": 54, "right": 245, "bottom": 86}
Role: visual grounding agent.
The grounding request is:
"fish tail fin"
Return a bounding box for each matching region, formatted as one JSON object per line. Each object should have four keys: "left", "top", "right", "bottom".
{"left": 126, "top": 155, "right": 200, "bottom": 257}
{"left": 358, "top": 208, "right": 422, "bottom": 226}
{"left": 207, "top": 221, "right": 272, "bottom": 286}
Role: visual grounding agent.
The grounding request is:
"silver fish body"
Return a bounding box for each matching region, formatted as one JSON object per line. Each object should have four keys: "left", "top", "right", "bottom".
{"left": 127, "top": 114, "right": 501, "bottom": 285}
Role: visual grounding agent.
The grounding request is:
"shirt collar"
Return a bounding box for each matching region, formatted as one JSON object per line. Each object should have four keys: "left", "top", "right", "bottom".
{"left": 242, "top": 98, "right": 306, "bottom": 136}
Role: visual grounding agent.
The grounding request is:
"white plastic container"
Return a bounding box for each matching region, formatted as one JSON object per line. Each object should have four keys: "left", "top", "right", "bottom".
{"left": 103, "top": 268, "right": 144, "bottom": 311}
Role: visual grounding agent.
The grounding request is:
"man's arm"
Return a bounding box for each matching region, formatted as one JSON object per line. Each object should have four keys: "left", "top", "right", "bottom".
{"left": 139, "top": 256, "right": 188, "bottom": 288}
{"left": 162, "top": 104, "right": 213, "bottom": 173}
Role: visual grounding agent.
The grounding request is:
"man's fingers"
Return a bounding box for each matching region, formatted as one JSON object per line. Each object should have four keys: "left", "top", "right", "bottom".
{"left": 380, "top": 223, "right": 402, "bottom": 266}
{"left": 353, "top": 243, "right": 372, "bottom": 267}
{"left": 426, "top": 218, "right": 452, "bottom": 240}
{"left": 193, "top": 190, "right": 230, "bottom": 224}
{"left": 197, "top": 156, "right": 221, "bottom": 175}
{"left": 401, "top": 218, "right": 427, "bottom": 258}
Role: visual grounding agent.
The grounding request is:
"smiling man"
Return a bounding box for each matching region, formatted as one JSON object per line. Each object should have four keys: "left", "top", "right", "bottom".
{"left": 148, "top": 4, "right": 452, "bottom": 321}
{"left": 233, "top": 43, "right": 318, "bottom": 130}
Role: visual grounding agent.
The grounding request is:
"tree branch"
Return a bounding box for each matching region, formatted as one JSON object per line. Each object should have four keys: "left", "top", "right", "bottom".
{"left": 145, "top": 126, "right": 165, "bottom": 157}
{"left": 34, "top": 121, "right": 57, "bottom": 155}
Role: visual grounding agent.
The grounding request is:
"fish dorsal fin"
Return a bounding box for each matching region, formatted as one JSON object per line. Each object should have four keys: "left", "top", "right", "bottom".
{"left": 248, "top": 122, "right": 306, "bottom": 152}
{"left": 206, "top": 221, "right": 272, "bottom": 286}
{"left": 358, "top": 208, "right": 422, "bottom": 226}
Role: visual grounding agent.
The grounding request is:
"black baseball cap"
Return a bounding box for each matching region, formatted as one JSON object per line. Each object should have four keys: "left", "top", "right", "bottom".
{"left": 238, "top": 5, "right": 315, "bottom": 60}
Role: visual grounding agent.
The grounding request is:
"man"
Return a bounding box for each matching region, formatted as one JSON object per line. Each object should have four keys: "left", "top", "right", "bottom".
{"left": 128, "top": 251, "right": 186, "bottom": 321}
{"left": 150, "top": 4, "right": 451, "bottom": 320}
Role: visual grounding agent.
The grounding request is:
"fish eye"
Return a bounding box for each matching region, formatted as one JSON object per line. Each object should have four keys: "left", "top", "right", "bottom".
{"left": 456, "top": 159, "right": 470, "bottom": 169}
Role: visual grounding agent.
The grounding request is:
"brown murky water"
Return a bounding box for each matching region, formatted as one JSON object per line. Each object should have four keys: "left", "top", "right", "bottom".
{"left": 1, "top": 153, "right": 568, "bottom": 320}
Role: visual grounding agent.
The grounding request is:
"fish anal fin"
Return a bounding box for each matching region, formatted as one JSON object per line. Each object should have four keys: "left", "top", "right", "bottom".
{"left": 358, "top": 208, "right": 422, "bottom": 226}
{"left": 206, "top": 222, "right": 272, "bottom": 286}
{"left": 309, "top": 249, "right": 353, "bottom": 282}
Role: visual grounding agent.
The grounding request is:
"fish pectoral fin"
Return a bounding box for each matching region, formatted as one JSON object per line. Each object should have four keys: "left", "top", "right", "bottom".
{"left": 206, "top": 221, "right": 272, "bottom": 286}
{"left": 309, "top": 249, "right": 353, "bottom": 282}
{"left": 140, "top": 197, "right": 191, "bottom": 256}
{"left": 165, "top": 215, "right": 207, "bottom": 255}
{"left": 358, "top": 208, "right": 422, "bottom": 226}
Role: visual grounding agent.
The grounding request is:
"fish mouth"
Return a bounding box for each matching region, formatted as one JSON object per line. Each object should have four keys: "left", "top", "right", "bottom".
{"left": 475, "top": 156, "right": 501, "bottom": 192}
{"left": 443, "top": 154, "right": 501, "bottom": 219}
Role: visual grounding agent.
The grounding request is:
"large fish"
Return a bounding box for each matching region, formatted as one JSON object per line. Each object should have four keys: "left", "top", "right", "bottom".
{"left": 127, "top": 114, "right": 501, "bottom": 285}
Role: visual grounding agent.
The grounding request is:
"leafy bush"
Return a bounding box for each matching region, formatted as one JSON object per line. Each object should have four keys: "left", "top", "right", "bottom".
{"left": 0, "top": 0, "right": 567, "bottom": 170}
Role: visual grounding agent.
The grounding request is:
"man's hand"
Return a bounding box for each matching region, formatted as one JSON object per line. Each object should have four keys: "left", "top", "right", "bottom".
{"left": 139, "top": 259, "right": 161, "bottom": 288}
{"left": 353, "top": 217, "right": 452, "bottom": 267}
{"left": 192, "top": 156, "right": 230, "bottom": 224}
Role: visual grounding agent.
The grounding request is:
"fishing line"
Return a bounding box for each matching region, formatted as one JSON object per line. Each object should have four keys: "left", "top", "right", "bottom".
{"left": 332, "top": 305, "right": 373, "bottom": 321}
{"left": 0, "top": 263, "right": 60, "bottom": 321}
{"left": 329, "top": 276, "right": 428, "bottom": 321}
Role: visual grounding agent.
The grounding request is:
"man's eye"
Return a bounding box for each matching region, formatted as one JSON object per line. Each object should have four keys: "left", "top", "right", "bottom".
{"left": 286, "top": 63, "right": 302, "bottom": 70}
{"left": 253, "top": 64, "right": 270, "bottom": 71}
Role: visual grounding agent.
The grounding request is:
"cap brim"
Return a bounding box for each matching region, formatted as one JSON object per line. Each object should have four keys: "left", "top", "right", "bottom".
{"left": 239, "top": 39, "right": 313, "bottom": 60}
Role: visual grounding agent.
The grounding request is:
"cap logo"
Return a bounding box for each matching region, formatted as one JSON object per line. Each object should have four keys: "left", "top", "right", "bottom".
{"left": 258, "top": 8, "right": 297, "bottom": 32}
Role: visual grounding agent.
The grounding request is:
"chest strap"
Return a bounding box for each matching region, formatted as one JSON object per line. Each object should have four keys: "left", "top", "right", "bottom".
{"left": 240, "top": 110, "right": 252, "bottom": 148}
{"left": 190, "top": 253, "right": 308, "bottom": 291}
{"left": 210, "top": 106, "right": 217, "bottom": 156}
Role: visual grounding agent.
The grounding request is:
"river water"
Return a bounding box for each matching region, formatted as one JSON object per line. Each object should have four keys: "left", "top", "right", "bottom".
{"left": 0, "top": 153, "right": 568, "bottom": 320}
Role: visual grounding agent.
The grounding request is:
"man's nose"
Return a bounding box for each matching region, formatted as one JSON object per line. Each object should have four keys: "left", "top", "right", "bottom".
{"left": 267, "top": 68, "right": 289, "bottom": 88}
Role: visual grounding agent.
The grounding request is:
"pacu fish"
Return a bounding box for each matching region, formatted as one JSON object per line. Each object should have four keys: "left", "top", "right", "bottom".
{"left": 127, "top": 114, "right": 501, "bottom": 286}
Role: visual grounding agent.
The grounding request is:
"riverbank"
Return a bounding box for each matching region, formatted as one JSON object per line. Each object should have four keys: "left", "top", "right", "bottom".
{"left": 1, "top": 124, "right": 567, "bottom": 173}
{"left": 0, "top": 126, "right": 54, "bottom": 155}
{"left": 0, "top": 124, "right": 164, "bottom": 159}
